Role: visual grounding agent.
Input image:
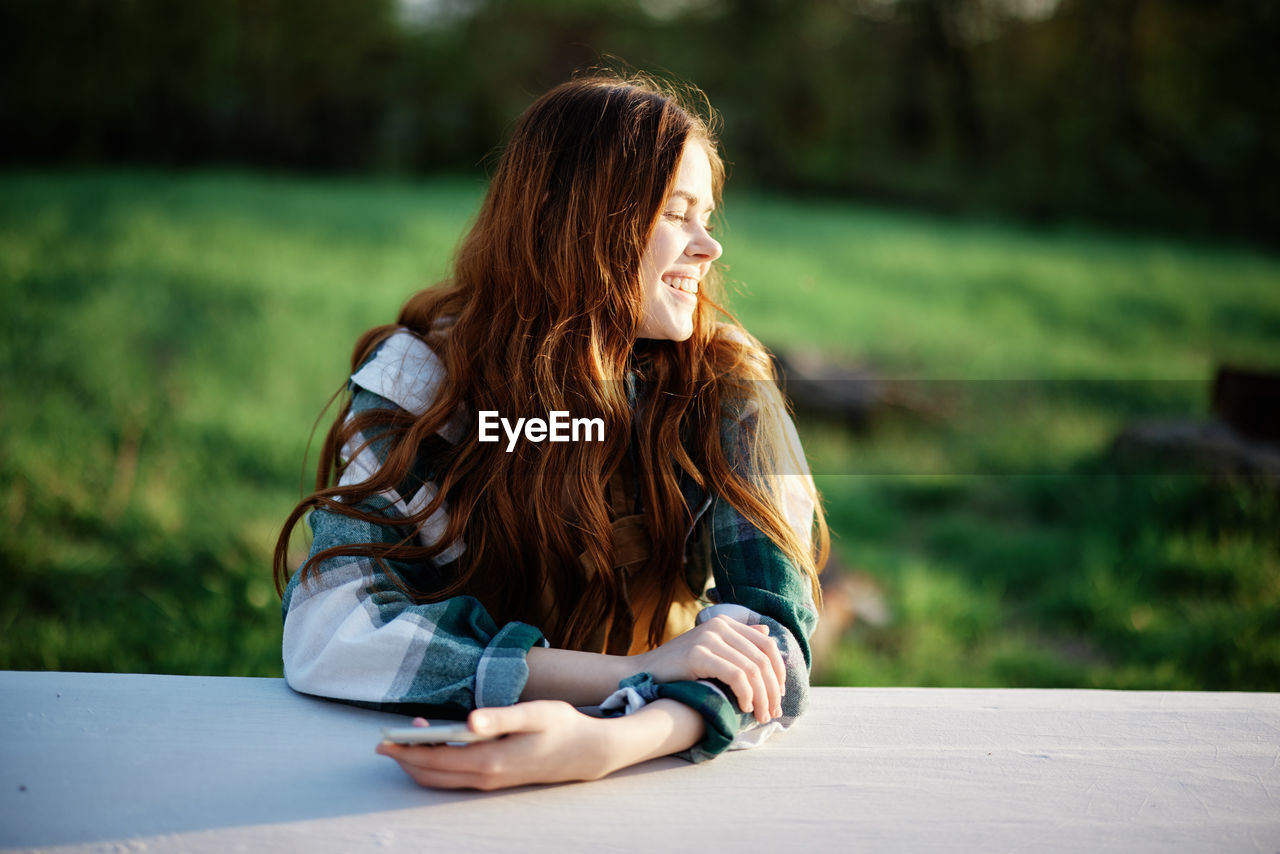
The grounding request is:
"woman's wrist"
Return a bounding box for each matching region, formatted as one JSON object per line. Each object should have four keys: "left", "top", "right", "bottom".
{"left": 596, "top": 698, "right": 705, "bottom": 776}
{"left": 523, "top": 647, "right": 633, "bottom": 706}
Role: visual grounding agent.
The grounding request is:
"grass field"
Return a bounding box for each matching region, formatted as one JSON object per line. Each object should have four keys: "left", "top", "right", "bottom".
{"left": 2, "top": 169, "right": 1277, "bottom": 689}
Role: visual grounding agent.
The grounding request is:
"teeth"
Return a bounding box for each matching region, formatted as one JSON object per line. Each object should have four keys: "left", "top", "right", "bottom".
{"left": 664, "top": 275, "right": 699, "bottom": 294}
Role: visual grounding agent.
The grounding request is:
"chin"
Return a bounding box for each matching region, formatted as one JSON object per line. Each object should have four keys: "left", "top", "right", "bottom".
{"left": 656, "top": 322, "right": 695, "bottom": 342}
{"left": 637, "top": 317, "right": 696, "bottom": 342}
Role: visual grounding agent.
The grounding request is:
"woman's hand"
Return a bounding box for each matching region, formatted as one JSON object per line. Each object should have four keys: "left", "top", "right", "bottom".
{"left": 632, "top": 615, "right": 785, "bottom": 724}
{"left": 376, "top": 702, "right": 612, "bottom": 790}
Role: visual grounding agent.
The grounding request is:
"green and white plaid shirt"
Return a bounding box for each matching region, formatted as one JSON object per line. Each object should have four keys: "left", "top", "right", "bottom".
{"left": 282, "top": 331, "right": 818, "bottom": 762}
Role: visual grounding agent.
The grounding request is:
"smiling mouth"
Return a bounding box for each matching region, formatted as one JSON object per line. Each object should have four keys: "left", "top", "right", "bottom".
{"left": 663, "top": 274, "right": 699, "bottom": 295}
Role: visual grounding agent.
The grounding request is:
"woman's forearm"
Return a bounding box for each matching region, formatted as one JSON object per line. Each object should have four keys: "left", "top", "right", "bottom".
{"left": 524, "top": 616, "right": 788, "bottom": 724}
{"left": 377, "top": 698, "right": 706, "bottom": 788}
{"left": 522, "top": 646, "right": 632, "bottom": 706}
{"left": 597, "top": 698, "right": 705, "bottom": 773}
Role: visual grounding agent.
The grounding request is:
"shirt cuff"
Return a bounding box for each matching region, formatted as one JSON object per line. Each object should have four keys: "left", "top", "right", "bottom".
{"left": 473, "top": 622, "right": 548, "bottom": 708}
{"left": 696, "top": 602, "right": 764, "bottom": 626}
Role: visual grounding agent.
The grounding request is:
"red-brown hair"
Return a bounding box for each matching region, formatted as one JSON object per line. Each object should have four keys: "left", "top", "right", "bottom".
{"left": 275, "top": 72, "right": 826, "bottom": 650}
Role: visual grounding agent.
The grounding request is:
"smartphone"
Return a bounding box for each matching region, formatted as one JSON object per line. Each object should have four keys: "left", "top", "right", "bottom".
{"left": 379, "top": 723, "right": 495, "bottom": 746}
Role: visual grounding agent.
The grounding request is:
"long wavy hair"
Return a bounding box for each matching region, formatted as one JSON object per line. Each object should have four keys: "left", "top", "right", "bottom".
{"left": 274, "top": 72, "right": 827, "bottom": 651}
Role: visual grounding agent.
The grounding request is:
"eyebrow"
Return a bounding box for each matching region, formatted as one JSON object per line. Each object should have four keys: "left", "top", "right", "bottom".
{"left": 669, "top": 190, "right": 714, "bottom": 212}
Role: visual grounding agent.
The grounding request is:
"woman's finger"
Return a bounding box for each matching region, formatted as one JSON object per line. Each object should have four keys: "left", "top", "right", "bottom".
{"left": 468, "top": 706, "right": 519, "bottom": 736}
{"left": 739, "top": 623, "right": 786, "bottom": 698}
{"left": 696, "top": 642, "right": 771, "bottom": 722}
{"left": 396, "top": 760, "right": 486, "bottom": 790}
{"left": 704, "top": 617, "right": 784, "bottom": 715}
{"left": 708, "top": 627, "right": 777, "bottom": 717}
{"left": 703, "top": 649, "right": 757, "bottom": 717}
{"left": 715, "top": 628, "right": 783, "bottom": 719}
{"left": 379, "top": 738, "right": 505, "bottom": 776}
{"left": 467, "top": 702, "right": 554, "bottom": 737}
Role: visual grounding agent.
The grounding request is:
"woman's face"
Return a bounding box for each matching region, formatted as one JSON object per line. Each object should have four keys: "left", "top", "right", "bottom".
{"left": 636, "top": 142, "right": 723, "bottom": 341}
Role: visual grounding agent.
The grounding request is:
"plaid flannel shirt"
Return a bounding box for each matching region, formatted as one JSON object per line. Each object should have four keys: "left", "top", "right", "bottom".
{"left": 281, "top": 331, "right": 818, "bottom": 762}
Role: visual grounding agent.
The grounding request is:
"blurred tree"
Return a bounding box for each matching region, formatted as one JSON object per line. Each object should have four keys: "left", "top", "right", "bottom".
{"left": 896, "top": 0, "right": 987, "bottom": 168}
{"left": 1, "top": 0, "right": 1275, "bottom": 240}
{"left": 0, "top": 0, "right": 401, "bottom": 168}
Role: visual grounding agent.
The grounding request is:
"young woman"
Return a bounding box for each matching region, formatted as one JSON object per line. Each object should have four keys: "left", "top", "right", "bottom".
{"left": 274, "top": 72, "right": 827, "bottom": 790}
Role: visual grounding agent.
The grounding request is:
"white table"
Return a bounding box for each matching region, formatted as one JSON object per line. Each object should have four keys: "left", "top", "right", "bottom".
{"left": 2, "top": 671, "right": 1278, "bottom": 853}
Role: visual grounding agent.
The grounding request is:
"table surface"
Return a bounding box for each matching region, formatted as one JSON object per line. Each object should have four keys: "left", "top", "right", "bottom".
{"left": 1, "top": 671, "right": 1278, "bottom": 853}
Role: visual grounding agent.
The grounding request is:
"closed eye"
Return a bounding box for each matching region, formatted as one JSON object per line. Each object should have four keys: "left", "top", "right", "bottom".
{"left": 664, "top": 212, "right": 715, "bottom": 233}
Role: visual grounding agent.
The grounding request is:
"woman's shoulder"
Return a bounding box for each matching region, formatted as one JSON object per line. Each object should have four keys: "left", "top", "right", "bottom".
{"left": 706, "top": 321, "right": 777, "bottom": 411}
{"left": 709, "top": 321, "right": 772, "bottom": 373}
{"left": 350, "top": 328, "right": 444, "bottom": 416}
{"left": 711, "top": 320, "right": 755, "bottom": 349}
{"left": 349, "top": 321, "right": 464, "bottom": 441}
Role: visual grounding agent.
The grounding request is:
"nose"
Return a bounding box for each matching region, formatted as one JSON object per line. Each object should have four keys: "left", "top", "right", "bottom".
{"left": 686, "top": 224, "right": 722, "bottom": 263}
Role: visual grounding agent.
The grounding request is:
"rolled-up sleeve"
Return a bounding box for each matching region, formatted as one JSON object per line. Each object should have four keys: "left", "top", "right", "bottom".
{"left": 605, "top": 396, "right": 819, "bottom": 763}
{"left": 281, "top": 339, "right": 549, "bottom": 717}
{"left": 666, "top": 492, "right": 818, "bottom": 762}
{"left": 282, "top": 501, "right": 547, "bottom": 716}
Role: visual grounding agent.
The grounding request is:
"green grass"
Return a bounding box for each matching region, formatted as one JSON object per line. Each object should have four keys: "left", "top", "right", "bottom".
{"left": 2, "top": 169, "right": 1277, "bottom": 689}
{"left": 722, "top": 194, "right": 1279, "bottom": 378}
